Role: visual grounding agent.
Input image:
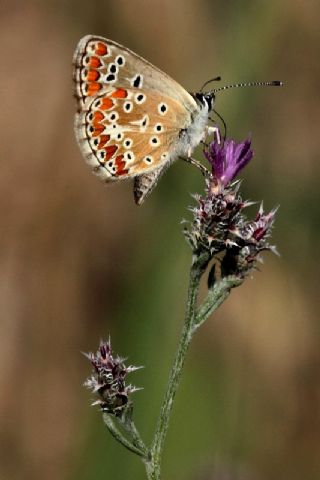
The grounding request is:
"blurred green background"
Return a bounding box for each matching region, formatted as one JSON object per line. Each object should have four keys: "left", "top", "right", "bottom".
{"left": 1, "top": 1, "right": 319, "bottom": 479}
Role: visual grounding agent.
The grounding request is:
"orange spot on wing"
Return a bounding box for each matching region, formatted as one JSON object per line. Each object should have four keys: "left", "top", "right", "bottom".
{"left": 98, "top": 135, "right": 110, "bottom": 148}
{"left": 92, "top": 111, "right": 105, "bottom": 136}
{"left": 87, "top": 69, "right": 100, "bottom": 82}
{"left": 89, "top": 56, "right": 102, "bottom": 68}
{"left": 105, "top": 145, "right": 118, "bottom": 161}
{"left": 87, "top": 82, "right": 101, "bottom": 95}
{"left": 93, "top": 111, "right": 104, "bottom": 122}
{"left": 115, "top": 155, "right": 129, "bottom": 176}
{"left": 101, "top": 97, "right": 114, "bottom": 110}
{"left": 92, "top": 124, "right": 104, "bottom": 136}
{"left": 111, "top": 88, "right": 128, "bottom": 99}
{"left": 95, "top": 42, "right": 108, "bottom": 56}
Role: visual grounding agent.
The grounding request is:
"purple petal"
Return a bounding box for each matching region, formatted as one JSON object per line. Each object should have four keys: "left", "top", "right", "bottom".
{"left": 205, "top": 136, "right": 254, "bottom": 186}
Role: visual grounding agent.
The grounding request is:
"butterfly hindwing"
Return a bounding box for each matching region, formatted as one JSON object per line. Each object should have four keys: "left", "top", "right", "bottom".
{"left": 74, "top": 41, "right": 196, "bottom": 182}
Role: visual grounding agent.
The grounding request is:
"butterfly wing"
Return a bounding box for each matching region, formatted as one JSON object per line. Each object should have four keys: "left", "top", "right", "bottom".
{"left": 73, "top": 35, "right": 201, "bottom": 203}
{"left": 73, "top": 35, "right": 197, "bottom": 111}
{"left": 74, "top": 86, "right": 192, "bottom": 178}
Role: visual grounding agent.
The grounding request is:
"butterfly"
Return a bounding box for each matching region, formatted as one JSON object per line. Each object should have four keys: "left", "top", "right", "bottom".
{"left": 73, "top": 35, "right": 219, "bottom": 204}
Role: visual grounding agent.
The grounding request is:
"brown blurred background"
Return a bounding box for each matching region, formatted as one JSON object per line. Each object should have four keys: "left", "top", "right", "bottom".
{"left": 0, "top": 1, "right": 319, "bottom": 479}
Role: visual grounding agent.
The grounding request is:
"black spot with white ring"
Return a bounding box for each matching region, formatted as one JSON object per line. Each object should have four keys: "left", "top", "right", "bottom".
{"left": 97, "top": 150, "right": 106, "bottom": 162}
{"left": 116, "top": 55, "right": 125, "bottom": 66}
{"left": 106, "top": 74, "right": 116, "bottom": 82}
{"left": 93, "top": 99, "right": 102, "bottom": 108}
{"left": 150, "top": 136, "right": 160, "bottom": 146}
{"left": 135, "top": 93, "right": 146, "bottom": 104}
{"left": 158, "top": 103, "right": 168, "bottom": 115}
{"left": 132, "top": 74, "right": 143, "bottom": 88}
{"left": 124, "top": 138, "right": 133, "bottom": 148}
{"left": 109, "top": 63, "right": 117, "bottom": 74}
{"left": 124, "top": 151, "right": 134, "bottom": 161}
{"left": 124, "top": 102, "right": 133, "bottom": 113}
{"left": 109, "top": 112, "right": 118, "bottom": 121}
{"left": 155, "top": 123, "right": 163, "bottom": 132}
{"left": 141, "top": 115, "right": 149, "bottom": 127}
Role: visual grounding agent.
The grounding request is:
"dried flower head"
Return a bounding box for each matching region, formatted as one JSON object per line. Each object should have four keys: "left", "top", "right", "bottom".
{"left": 84, "top": 339, "right": 141, "bottom": 416}
{"left": 184, "top": 135, "right": 277, "bottom": 278}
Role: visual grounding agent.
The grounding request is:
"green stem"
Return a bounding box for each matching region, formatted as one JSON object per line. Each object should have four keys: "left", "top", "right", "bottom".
{"left": 146, "top": 258, "right": 204, "bottom": 479}
{"left": 103, "top": 413, "right": 147, "bottom": 459}
{"left": 193, "top": 276, "right": 242, "bottom": 333}
{"left": 145, "top": 262, "right": 241, "bottom": 479}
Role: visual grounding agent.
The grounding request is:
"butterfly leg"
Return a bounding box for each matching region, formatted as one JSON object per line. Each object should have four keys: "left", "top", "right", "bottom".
{"left": 206, "top": 125, "right": 221, "bottom": 144}
{"left": 180, "top": 156, "right": 210, "bottom": 177}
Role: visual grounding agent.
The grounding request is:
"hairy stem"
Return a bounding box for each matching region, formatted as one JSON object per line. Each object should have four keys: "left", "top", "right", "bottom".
{"left": 144, "top": 259, "right": 240, "bottom": 479}
{"left": 145, "top": 257, "right": 204, "bottom": 479}
{"left": 193, "top": 276, "right": 242, "bottom": 333}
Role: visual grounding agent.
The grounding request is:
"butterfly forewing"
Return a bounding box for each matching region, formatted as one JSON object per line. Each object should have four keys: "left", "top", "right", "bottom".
{"left": 73, "top": 35, "right": 196, "bottom": 111}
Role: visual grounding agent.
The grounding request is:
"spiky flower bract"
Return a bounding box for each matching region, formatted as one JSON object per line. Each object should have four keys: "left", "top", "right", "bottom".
{"left": 184, "top": 135, "right": 277, "bottom": 278}
{"left": 84, "top": 339, "right": 141, "bottom": 417}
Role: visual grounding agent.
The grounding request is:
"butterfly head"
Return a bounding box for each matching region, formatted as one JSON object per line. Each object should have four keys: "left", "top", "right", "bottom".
{"left": 194, "top": 92, "right": 215, "bottom": 112}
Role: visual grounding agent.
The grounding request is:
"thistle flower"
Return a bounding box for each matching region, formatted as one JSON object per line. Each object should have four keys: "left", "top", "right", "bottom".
{"left": 205, "top": 136, "right": 254, "bottom": 186}
{"left": 84, "top": 339, "right": 141, "bottom": 416}
{"left": 184, "top": 135, "right": 277, "bottom": 278}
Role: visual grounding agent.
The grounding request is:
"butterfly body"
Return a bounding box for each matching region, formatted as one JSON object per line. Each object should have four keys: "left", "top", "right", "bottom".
{"left": 73, "top": 35, "right": 215, "bottom": 204}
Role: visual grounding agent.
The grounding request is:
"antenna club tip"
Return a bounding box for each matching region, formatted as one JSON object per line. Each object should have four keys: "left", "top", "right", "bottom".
{"left": 271, "top": 80, "right": 284, "bottom": 87}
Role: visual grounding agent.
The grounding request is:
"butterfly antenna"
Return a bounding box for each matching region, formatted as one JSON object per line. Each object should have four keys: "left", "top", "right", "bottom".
{"left": 212, "top": 80, "right": 283, "bottom": 94}
{"left": 200, "top": 76, "right": 221, "bottom": 92}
